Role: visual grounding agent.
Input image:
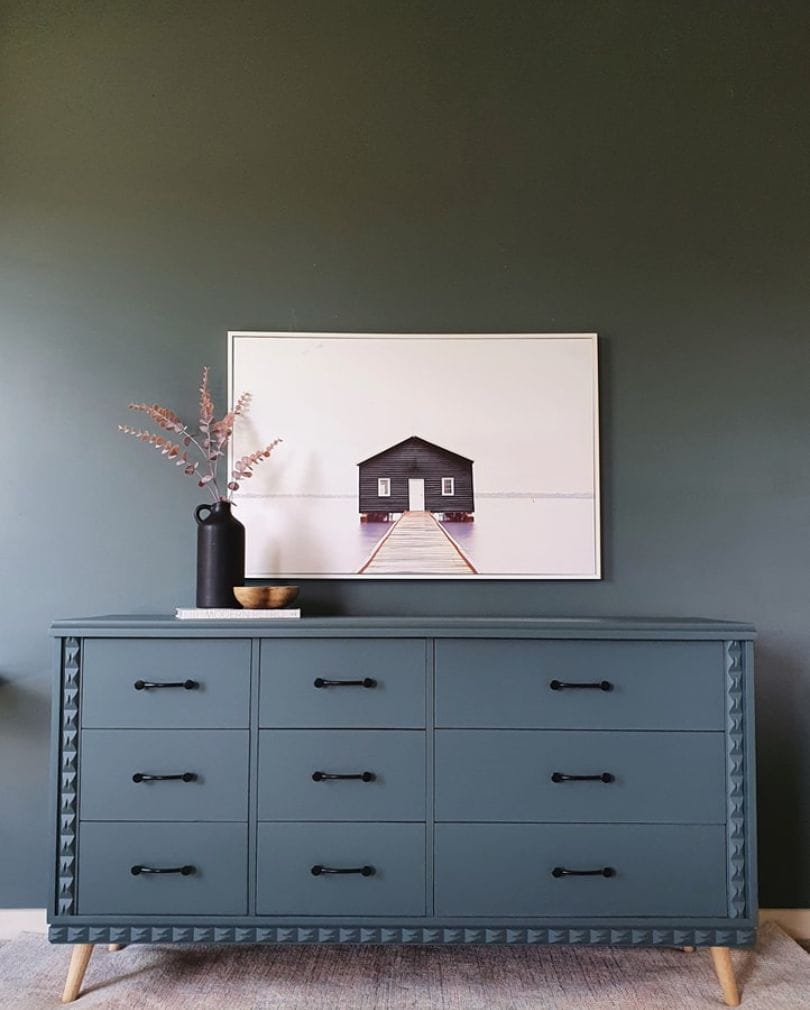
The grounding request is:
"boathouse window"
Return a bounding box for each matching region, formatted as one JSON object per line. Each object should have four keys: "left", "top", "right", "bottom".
{"left": 378, "top": 478, "right": 391, "bottom": 497}
{"left": 441, "top": 477, "right": 455, "bottom": 496}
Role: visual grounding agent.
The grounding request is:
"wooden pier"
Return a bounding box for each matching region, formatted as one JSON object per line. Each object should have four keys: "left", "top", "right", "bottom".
{"left": 359, "top": 511, "right": 477, "bottom": 575}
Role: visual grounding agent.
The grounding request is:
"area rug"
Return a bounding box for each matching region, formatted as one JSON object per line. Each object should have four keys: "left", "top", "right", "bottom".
{"left": 1, "top": 923, "right": 807, "bottom": 1010}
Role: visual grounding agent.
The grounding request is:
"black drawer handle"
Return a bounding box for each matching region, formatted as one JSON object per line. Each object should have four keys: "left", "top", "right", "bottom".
{"left": 134, "top": 679, "right": 199, "bottom": 691}
{"left": 311, "top": 864, "right": 375, "bottom": 876}
{"left": 551, "top": 772, "right": 614, "bottom": 784}
{"left": 130, "top": 864, "right": 195, "bottom": 876}
{"left": 313, "top": 677, "right": 377, "bottom": 689}
{"left": 132, "top": 772, "right": 197, "bottom": 783}
{"left": 549, "top": 679, "right": 612, "bottom": 692}
{"left": 311, "top": 771, "right": 376, "bottom": 783}
{"left": 552, "top": 866, "right": 615, "bottom": 878}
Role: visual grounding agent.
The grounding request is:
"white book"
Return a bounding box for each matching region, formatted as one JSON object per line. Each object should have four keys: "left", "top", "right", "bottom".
{"left": 175, "top": 607, "right": 301, "bottom": 620}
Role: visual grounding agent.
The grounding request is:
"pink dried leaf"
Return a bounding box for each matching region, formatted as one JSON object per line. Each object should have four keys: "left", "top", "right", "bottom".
{"left": 233, "top": 439, "right": 282, "bottom": 474}
{"left": 128, "top": 403, "right": 185, "bottom": 433}
{"left": 120, "top": 424, "right": 186, "bottom": 461}
{"left": 199, "top": 366, "right": 214, "bottom": 427}
{"left": 212, "top": 392, "right": 251, "bottom": 445}
{"left": 119, "top": 424, "right": 151, "bottom": 442}
{"left": 211, "top": 413, "right": 232, "bottom": 439}
{"left": 232, "top": 391, "right": 251, "bottom": 415}
{"left": 228, "top": 481, "right": 239, "bottom": 491}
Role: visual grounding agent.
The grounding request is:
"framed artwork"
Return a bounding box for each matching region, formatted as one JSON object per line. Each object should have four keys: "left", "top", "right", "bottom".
{"left": 228, "top": 332, "right": 600, "bottom": 579}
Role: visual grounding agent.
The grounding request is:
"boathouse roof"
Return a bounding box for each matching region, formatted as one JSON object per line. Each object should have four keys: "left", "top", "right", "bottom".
{"left": 357, "top": 435, "right": 474, "bottom": 467}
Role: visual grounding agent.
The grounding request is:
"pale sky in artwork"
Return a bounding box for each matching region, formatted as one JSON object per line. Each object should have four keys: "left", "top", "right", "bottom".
{"left": 230, "top": 334, "right": 597, "bottom": 496}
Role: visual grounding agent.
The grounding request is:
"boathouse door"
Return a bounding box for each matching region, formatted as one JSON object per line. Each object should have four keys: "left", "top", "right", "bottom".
{"left": 408, "top": 478, "right": 425, "bottom": 511}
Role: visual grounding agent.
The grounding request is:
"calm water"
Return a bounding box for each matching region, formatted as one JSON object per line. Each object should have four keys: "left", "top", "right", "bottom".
{"left": 238, "top": 494, "right": 598, "bottom": 577}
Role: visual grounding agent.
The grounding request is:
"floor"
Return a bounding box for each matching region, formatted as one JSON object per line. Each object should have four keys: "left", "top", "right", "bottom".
{"left": 1, "top": 924, "right": 809, "bottom": 1009}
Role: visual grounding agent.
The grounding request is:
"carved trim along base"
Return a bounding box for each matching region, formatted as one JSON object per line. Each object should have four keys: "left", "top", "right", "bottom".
{"left": 49, "top": 925, "right": 756, "bottom": 947}
{"left": 57, "top": 638, "right": 80, "bottom": 917}
{"left": 725, "top": 640, "right": 746, "bottom": 919}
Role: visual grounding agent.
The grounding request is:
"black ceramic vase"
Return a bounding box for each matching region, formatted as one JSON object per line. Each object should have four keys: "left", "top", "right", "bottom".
{"left": 195, "top": 501, "right": 245, "bottom": 607}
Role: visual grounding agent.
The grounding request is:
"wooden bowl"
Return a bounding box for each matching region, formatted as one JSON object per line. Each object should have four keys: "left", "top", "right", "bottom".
{"left": 233, "top": 586, "right": 299, "bottom": 609}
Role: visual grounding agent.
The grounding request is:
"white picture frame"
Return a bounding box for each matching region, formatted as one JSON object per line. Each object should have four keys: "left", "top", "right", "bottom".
{"left": 228, "top": 332, "right": 601, "bottom": 580}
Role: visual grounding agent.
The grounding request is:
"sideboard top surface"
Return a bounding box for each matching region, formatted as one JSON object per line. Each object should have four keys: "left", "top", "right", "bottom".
{"left": 50, "top": 615, "right": 756, "bottom": 640}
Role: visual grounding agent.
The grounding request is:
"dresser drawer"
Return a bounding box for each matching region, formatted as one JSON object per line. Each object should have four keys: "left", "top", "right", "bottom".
{"left": 435, "top": 640, "right": 724, "bottom": 729}
{"left": 80, "top": 730, "right": 249, "bottom": 821}
{"left": 435, "top": 730, "right": 725, "bottom": 823}
{"left": 77, "top": 822, "right": 247, "bottom": 915}
{"left": 81, "top": 639, "right": 251, "bottom": 729}
{"left": 257, "top": 823, "right": 425, "bottom": 915}
{"left": 259, "top": 640, "right": 426, "bottom": 728}
{"left": 258, "top": 730, "right": 425, "bottom": 821}
{"left": 435, "top": 823, "right": 726, "bottom": 917}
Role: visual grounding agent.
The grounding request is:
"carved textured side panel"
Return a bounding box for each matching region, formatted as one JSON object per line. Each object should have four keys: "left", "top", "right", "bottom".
{"left": 57, "top": 638, "right": 80, "bottom": 916}
{"left": 47, "top": 923, "right": 757, "bottom": 947}
{"left": 725, "top": 640, "right": 746, "bottom": 918}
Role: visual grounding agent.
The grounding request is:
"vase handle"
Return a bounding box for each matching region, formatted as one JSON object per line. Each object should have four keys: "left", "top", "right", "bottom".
{"left": 194, "top": 503, "right": 212, "bottom": 525}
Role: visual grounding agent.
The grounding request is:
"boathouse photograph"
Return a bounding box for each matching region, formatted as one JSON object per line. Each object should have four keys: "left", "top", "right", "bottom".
{"left": 229, "top": 332, "right": 600, "bottom": 579}
{"left": 358, "top": 436, "right": 474, "bottom": 522}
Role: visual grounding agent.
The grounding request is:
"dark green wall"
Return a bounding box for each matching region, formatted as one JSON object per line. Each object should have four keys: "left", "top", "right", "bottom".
{"left": 2, "top": 0, "right": 809, "bottom": 907}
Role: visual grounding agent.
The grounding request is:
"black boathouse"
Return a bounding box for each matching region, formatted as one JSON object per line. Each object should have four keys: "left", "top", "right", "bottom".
{"left": 357, "top": 436, "right": 475, "bottom": 520}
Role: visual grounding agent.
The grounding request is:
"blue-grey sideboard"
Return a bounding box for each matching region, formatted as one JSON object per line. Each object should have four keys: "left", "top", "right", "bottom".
{"left": 49, "top": 616, "right": 756, "bottom": 1005}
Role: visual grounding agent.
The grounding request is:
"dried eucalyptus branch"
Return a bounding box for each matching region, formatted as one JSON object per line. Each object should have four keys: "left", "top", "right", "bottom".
{"left": 118, "top": 368, "right": 280, "bottom": 503}
{"left": 227, "top": 438, "right": 283, "bottom": 494}
{"left": 127, "top": 403, "right": 185, "bottom": 433}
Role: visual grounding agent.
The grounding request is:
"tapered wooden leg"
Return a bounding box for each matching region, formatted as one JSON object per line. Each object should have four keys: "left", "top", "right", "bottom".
{"left": 108, "top": 944, "right": 124, "bottom": 952}
{"left": 62, "top": 944, "right": 94, "bottom": 1003}
{"left": 710, "top": 946, "right": 740, "bottom": 1007}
